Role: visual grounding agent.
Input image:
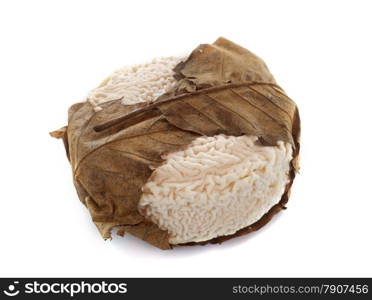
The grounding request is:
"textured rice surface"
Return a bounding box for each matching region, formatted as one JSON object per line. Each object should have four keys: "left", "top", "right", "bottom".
{"left": 139, "top": 135, "right": 292, "bottom": 244}
{"left": 86, "top": 56, "right": 293, "bottom": 244}
{"left": 87, "top": 56, "right": 183, "bottom": 108}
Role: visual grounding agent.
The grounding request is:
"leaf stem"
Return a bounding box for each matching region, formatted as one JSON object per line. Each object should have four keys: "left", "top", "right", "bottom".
{"left": 93, "top": 81, "right": 282, "bottom": 132}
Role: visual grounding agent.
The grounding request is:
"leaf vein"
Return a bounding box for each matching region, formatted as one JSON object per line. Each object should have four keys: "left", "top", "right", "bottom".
{"left": 183, "top": 100, "right": 227, "bottom": 131}
{"left": 230, "top": 89, "right": 292, "bottom": 133}
{"left": 247, "top": 86, "right": 293, "bottom": 121}
{"left": 205, "top": 94, "right": 258, "bottom": 131}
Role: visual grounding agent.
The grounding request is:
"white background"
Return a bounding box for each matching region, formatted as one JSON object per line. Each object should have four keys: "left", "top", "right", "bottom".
{"left": 0, "top": 0, "right": 371, "bottom": 277}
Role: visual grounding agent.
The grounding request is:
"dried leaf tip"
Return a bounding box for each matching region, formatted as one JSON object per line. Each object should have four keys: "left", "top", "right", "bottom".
{"left": 49, "top": 126, "right": 67, "bottom": 139}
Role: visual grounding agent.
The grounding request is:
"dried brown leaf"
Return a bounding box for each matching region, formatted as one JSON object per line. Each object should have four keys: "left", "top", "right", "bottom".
{"left": 53, "top": 37, "right": 300, "bottom": 249}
